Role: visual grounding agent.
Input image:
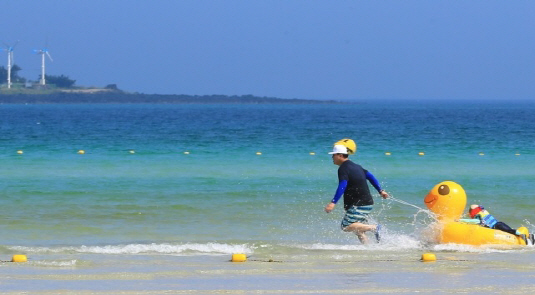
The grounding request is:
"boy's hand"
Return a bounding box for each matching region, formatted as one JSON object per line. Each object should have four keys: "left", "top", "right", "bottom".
{"left": 325, "top": 202, "right": 335, "bottom": 213}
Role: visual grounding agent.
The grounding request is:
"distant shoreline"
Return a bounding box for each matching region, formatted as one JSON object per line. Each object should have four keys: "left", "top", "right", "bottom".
{"left": 0, "top": 93, "right": 342, "bottom": 104}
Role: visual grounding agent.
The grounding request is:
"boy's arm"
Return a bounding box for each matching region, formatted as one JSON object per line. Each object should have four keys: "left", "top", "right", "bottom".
{"left": 325, "top": 180, "right": 348, "bottom": 213}
{"left": 365, "top": 171, "right": 389, "bottom": 199}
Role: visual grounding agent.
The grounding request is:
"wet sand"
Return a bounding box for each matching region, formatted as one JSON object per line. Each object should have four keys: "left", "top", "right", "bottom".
{"left": 2, "top": 249, "right": 535, "bottom": 295}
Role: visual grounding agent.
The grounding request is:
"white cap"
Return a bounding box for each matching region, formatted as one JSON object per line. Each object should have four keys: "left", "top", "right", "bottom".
{"left": 328, "top": 145, "right": 348, "bottom": 154}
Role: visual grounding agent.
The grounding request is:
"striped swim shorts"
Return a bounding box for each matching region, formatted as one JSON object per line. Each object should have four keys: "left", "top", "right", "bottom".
{"left": 341, "top": 205, "right": 373, "bottom": 229}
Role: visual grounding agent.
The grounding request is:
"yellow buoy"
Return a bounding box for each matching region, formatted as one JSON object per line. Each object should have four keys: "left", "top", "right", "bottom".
{"left": 421, "top": 253, "right": 436, "bottom": 262}
{"left": 309, "top": 152, "right": 315, "bottom": 155}
{"left": 129, "top": 150, "right": 135, "bottom": 154}
{"left": 231, "top": 253, "right": 247, "bottom": 262}
{"left": 515, "top": 153, "right": 521, "bottom": 156}
{"left": 16, "top": 150, "right": 23, "bottom": 154}
{"left": 479, "top": 152, "right": 484, "bottom": 156}
{"left": 418, "top": 152, "right": 425, "bottom": 156}
{"left": 385, "top": 152, "right": 391, "bottom": 156}
{"left": 256, "top": 152, "right": 262, "bottom": 155}
{"left": 77, "top": 150, "right": 85, "bottom": 154}
{"left": 12, "top": 255, "right": 27, "bottom": 263}
{"left": 184, "top": 151, "right": 190, "bottom": 155}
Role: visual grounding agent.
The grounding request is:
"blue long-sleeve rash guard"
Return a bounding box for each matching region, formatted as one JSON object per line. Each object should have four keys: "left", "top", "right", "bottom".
{"left": 331, "top": 171, "right": 382, "bottom": 204}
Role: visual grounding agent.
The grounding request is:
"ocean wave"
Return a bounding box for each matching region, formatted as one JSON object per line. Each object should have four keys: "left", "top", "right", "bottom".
{"left": 432, "top": 243, "right": 525, "bottom": 253}
{"left": 6, "top": 239, "right": 531, "bottom": 257}
{"left": 287, "top": 234, "right": 533, "bottom": 254}
{"left": 293, "top": 234, "right": 424, "bottom": 251}
{"left": 7, "top": 242, "right": 255, "bottom": 255}
{"left": 33, "top": 259, "right": 78, "bottom": 267}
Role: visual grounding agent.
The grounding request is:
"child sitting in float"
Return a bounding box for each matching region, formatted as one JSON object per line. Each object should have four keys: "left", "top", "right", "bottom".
{"left": 467, "top": 204, "right": 521, "bottom": 236}
{"left": 463, "top": 204, "right": 535, "bottom": 245}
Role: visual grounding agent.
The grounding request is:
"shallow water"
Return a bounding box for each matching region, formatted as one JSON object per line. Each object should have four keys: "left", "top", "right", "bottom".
{"left": 0, "top": 100, "right": 534, "bottom": 293}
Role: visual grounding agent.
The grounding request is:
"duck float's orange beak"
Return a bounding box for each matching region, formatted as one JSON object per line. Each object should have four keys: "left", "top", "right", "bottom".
{"left": 424, "top": 181, "right": 467, "bottom": 222}
{"left": 424, "top": 192, "right": 438, "bottom": 209}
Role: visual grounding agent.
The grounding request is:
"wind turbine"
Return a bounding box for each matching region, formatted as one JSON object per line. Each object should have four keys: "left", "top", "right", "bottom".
{"left": 35, "top": 46, "right": 53, "bottom": 86}
{"left": 3, "top": 41, "right": 18, "bottom": 89}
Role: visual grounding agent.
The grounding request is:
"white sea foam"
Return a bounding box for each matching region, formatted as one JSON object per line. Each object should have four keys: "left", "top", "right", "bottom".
{"left": 7, "top": 239, "right": 528, "bottom": 257}
{"left": 294, "top": 234, "right": 424, "bottom": 252}
{"left": 7, "top": 242, "right": 255, "bottom": 255}
{"left": 297, "top": 243, "right": 367, "bottom": 251}
{"left": 33, "top": 260, "right": 78, "bottom": 267}
{"left": 432, "top": 243, "right": 521, "bottom": 253}
{"left": 289, "top": 232, "right": 531, "bottom": 254}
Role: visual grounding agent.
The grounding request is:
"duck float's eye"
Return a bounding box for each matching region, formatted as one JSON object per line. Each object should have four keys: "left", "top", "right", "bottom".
{"left": 438, "top": 185, "right": 450, "bottom": 195}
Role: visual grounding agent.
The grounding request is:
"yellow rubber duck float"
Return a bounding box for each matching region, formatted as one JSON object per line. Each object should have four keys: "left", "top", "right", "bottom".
{"left": 424, "top": 181, "right": 529, "bottom": 246}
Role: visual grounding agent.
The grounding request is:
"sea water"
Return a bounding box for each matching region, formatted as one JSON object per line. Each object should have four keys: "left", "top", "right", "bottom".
{"left": 0, "top": 100, "right": 535, "bottom": 294}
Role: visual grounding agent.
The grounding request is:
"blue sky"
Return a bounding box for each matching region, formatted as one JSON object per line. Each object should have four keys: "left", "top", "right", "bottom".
{"left": 3, "top": 1, "right": 534, "bottom": 100}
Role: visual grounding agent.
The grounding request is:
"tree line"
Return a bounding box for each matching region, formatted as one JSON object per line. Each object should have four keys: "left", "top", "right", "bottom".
{"left": 0, "top": 65, "right": 76, "bottom": 88}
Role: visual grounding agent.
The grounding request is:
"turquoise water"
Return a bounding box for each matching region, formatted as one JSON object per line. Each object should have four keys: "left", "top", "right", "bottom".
{"left": 1, "top": 101, "right": 535, "bottom": 293}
